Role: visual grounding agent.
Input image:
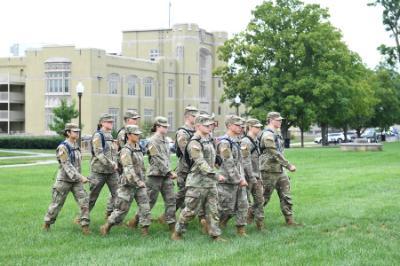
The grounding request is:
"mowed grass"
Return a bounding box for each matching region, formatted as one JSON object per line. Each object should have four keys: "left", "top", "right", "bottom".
{"left": 0, "top": 143, "right": 399, "bottom": 265}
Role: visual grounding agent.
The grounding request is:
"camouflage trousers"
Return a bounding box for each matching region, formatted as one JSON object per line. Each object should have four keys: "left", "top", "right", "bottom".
{"left": 44, "top": 180, "right": 89, "bottom": 226}
{"left": 175, "top": 171, "right": 188, "bottom": 211}
{"left": 88, "top": 172, "right": 118, "bottom": 214}
{"left": 176, "top": 187, "right": 221, "bottom": 237}
{"left": 146, "top": 176, "right": 176, "bottom": 224}
{"left": 261, "top": 171, "right": 293, "bottom": 218}
{"left": 247, "top": 178, "right": 265, "bottom": 222}
{"left": 108, "top": 185, "right": 151, "bottom": 227}
{"left": 218, "top": 183, "right": 249, "bottom": 226}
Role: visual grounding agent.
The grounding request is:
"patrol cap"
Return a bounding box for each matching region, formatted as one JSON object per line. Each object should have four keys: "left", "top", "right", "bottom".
{"left": 267, "top": 112, "right": 283, "bottom": 121}
{"left": 154, "top": 116, "right": 170, "bottom": 127}
{"left": 184, "top": 106, "right": 199, "bottom": 116}
{"left": 99, "top": 113, "right": 114, "bottom": 123}
{"left": 195, "top": 114, "right": 215, "bottom": 126}
{"left": 246, "top": 118, "right": 263, "bottom": 128}
{"left": 125, "top": 125, "right": 142, "bottom": 135}
{"left": 64, "top": 123, "right": 80, "bottom": 132}
{"left": 225, "top": 115, "right": 244, "bottom": 127}
{"left": 124, "top": 110, "right": 141, "bottom": 120}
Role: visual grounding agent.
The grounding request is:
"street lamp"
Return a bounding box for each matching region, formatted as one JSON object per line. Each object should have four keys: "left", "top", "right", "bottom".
{"left": 234, "top": 94, "right": 241, "bottom": 116}
{"left": 76, "top": 82, "right": 85, "bottom": 146}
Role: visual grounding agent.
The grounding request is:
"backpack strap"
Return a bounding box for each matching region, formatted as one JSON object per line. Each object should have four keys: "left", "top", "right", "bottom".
{"left": 58, "top": 141, "right": 79, "bottom": 164}
{"left": 184, "top": 136, "right": 204, "bottom": 169}
{"left": 91, "top": 130, "right": 106, "bottom": 156}
{"left": 175, "top": 127, "right": 195, "bottom": 158}
{"left": 243, "top": 135, "right": 259, "bottom": 155}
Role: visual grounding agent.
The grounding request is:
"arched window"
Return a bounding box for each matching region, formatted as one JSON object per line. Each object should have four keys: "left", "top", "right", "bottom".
{"left": 127, "top": 75, "right": 137, "bottom": 96}
{"left": 108, "top": 73, "right": 120, "bottom": 94}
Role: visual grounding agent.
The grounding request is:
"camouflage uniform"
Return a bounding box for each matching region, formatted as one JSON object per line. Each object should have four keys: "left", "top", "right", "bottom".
{"left": 107, "top": 126, "right": 151, "bottom": 227}
{"left": 175, "top": 116, "right": 222, "bottom": 238}
{"left": 147, "top": 117, "right": 176, "bottom": 225}
{"left": 217, "top": 116, "right": 248, "bottom": 227}
{"left": 259, "top": 112, "right": 294, "bottom": 221}
{"left": 89, "top": 114, "right": 119, "bottom": 215}
{"left": 116, "top": 110, "right": 141, "bottom": 151}
{"left": 175, "top": 107, "right": 198, "bottom": 211}
{"left": 242, "top": 119, "right": 265, "bottom": 224}
{"left": 44, "top": 124, "right": 89, "bottom": 227}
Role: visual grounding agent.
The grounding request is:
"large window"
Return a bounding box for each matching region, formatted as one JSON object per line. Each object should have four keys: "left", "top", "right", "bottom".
{"left": 176, "top": 46, "right": 184, "bottom": 59}
{"left": 108, "top": 73, "right": 120, "bottom": 95}
{"left": 45, "top": 62, "right": 71, "bottom": 94}
{"left": 168, "top": 79, "right": 174, "bottom": 98}
{"left": 108, "top": 108, "right": 119, "bottom": 130}
{"left": 45, "top": 108, "right": 55, "bottom": 130}
{"left": 127, "top": 75, "right": 137, "bottom": 96}
{"left": 149, "top": 49, "right": 159, "bottom": 61}
{"left": 199, "top": 49, "right": 211, "bottom": 100}
{"left": 143, "top": 108, "right": 154, "bottom": 123}
{"left": 144, "top": 78, "right": 153, "bottom": 97}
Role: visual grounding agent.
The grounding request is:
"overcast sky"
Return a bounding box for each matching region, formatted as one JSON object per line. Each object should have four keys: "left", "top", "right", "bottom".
{"left": 0, "top": 0, "right": 393, "bottom": 68}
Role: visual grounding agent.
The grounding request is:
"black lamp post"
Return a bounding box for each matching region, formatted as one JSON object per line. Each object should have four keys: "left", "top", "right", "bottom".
{"left": 76, "top": 82, "right": 85, "bottom": 146}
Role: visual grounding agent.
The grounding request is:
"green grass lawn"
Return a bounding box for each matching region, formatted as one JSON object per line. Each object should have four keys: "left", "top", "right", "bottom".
{"left": 0, "top": 143, "right": 399, "bottom": 265}
{"left": 0, "top": 151, "right": 30, "bottom": 157}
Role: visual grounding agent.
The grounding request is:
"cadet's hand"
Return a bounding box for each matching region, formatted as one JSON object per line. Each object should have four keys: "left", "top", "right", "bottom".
{"left": 288, "top": 164, "right": 296, "bottom": 172}
{"left": 218, "top": 175, "right": 225, "bottom": 182}
{"left": 80, "top": 176, "right": 89, "bottom": 184}
{"left": 239, "top": 179, "right": 248, "bottom": 187}
{"left": 112, "top": 162, "right": 118, "bottom": 171}
{"left": 137, "top": 180, "right": 146, "bottom": 188}
{"left": 169, "top": 171, "right": 177, "bottom": 179}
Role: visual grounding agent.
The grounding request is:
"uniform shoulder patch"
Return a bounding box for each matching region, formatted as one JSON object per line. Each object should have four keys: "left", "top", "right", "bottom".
{"left": 148, "top": 144, "right": 158, "bottom": 156}
{"left": 57, "top": 145, "right": 69, "bottom": 162}
{"left": 219, "top": 142, "right": 231, "bottom": 159}
{"left": 241, "top": 143, "right": 250, "bottom": 157}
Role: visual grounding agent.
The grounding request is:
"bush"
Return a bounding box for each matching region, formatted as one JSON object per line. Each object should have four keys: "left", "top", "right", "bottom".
{"left": 0, "top": 135, "right": 64, "bottom": 149}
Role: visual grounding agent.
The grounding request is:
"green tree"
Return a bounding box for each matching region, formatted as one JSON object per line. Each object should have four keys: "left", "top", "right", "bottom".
{"left": 216, "top": 0, "right": 358, "bottom": 146}
{"left": 369, "top": 0, "right": 400, "bottom": 67}
{"left": 49, "top": 99, "right": 79, "bottom": 136}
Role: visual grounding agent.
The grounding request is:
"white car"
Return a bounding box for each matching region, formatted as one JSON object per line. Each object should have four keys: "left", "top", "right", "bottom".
{"left": 314, "top": 133, "right": 345, "bottom": 144}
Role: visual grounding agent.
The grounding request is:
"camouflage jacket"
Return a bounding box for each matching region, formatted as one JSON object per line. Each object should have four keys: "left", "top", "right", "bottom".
{"left": 241, "top": 135, "right": 261, "bottom": 182}
{"left": 56, "top": 140, "right": 83, "bottom": 182}
{"left": 259, "top": 128, "right": 291, "bottom": 173}
{"left": 147, "top": 133, "right": 171, "bottom": 177}
{"left": 176, "top": 123, "right": 195, "bottom": 174}
{"left": 116, "top": 127, "right": 126, "bottom": 151}
{"left": 186, "top": 134, "right": 218, "bottom": 188}
{"left": 119, "top": 142, "right": 145, "bottom": 187}
{"left": 217, "top": 134, "right": 245, "bottom": 185}
{"left": 90, "top": 130, "right": 118, "bottom": 174}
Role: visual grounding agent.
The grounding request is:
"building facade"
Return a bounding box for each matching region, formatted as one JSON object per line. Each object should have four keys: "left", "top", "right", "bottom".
{"left": 0, "top": 23, "right": 240, "bottom": 136}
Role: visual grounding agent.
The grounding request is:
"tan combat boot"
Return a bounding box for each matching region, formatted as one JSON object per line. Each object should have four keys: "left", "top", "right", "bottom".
{"left": 168, "top": 223, "right": 176, "bottom": 233}
{"left": 73, "top": 216, "right": 80, "bottom": 225}
{"left": 104, "top": 211, "right": 112, "bottom": 221}
{"left": 256, "top": 220, "right": 265, "bottom": 231}
{"left": 236, "top": 226, "right": 248, "bottom": 237}
{"left": 171, "top": 231, "right": 182, "bottom": 241}
{"left": 212, "top": 236, "right": 228, "bottom": 242}
{"left": 247, "top": 208, "right": 254, "bottom": 224}
{"left": 127, "top": 214, "right": 139, "bottom": 229}
{"left": 42, "top": 223, "right": 50, "bottom": 231}
{"left": 200, "top": 218, "right": 209, "bottom": 234}
{"left": 285, "top": 216, "right": 302, "bottom": 227}
{"left": 81, "top": 225, "right": 90, "bottom": 235}
{"left": 100, "top": 223, "right": 112, "bottom": 236}
{"left": 141, "top": 226, "right": 149, "bottom": 236}
{"left": 157, "top": 214, "right": 166, "bottom": 224}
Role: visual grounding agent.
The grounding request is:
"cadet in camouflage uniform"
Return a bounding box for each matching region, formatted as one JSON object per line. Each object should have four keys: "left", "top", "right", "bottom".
{"left": 175, "top": 106, "right": 199, "bottom": 211}
{"left": 43, "top": 123, "right": 90, "bottom": 235}
{"left": 89, "top": 114, "right": 119, "bottom": 217}
{"left": 259, "top": 112, "right": 299, "bottom": 226}
{"left": 172, "top": 115, "right": 226, "bottom": 241}
{"left": 100, "top": 125, "right": 151, "bottom": 236}
{"left": 217, "top": 115, "right": 249, "bottom": 236}
{"left": 146, "top": 116, "right": 177, "bottom": 232}
{"left": 242, "top": 118, "right": 265, "bottom": 230}
{"left": 116, "top": 110, "right": 141, "bottom": 151}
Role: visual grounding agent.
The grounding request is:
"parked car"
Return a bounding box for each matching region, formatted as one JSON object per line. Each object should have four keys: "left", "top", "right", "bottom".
{"left": 314, "top": 133, "right": 345, "bottom": 144}
{"left": 361, "top": 128, "right": 378, "bottom": 143}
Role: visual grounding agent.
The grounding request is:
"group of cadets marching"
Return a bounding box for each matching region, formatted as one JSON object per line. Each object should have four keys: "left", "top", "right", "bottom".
{"left": 43, "top": 106, "right": 300, "bottom": 241}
